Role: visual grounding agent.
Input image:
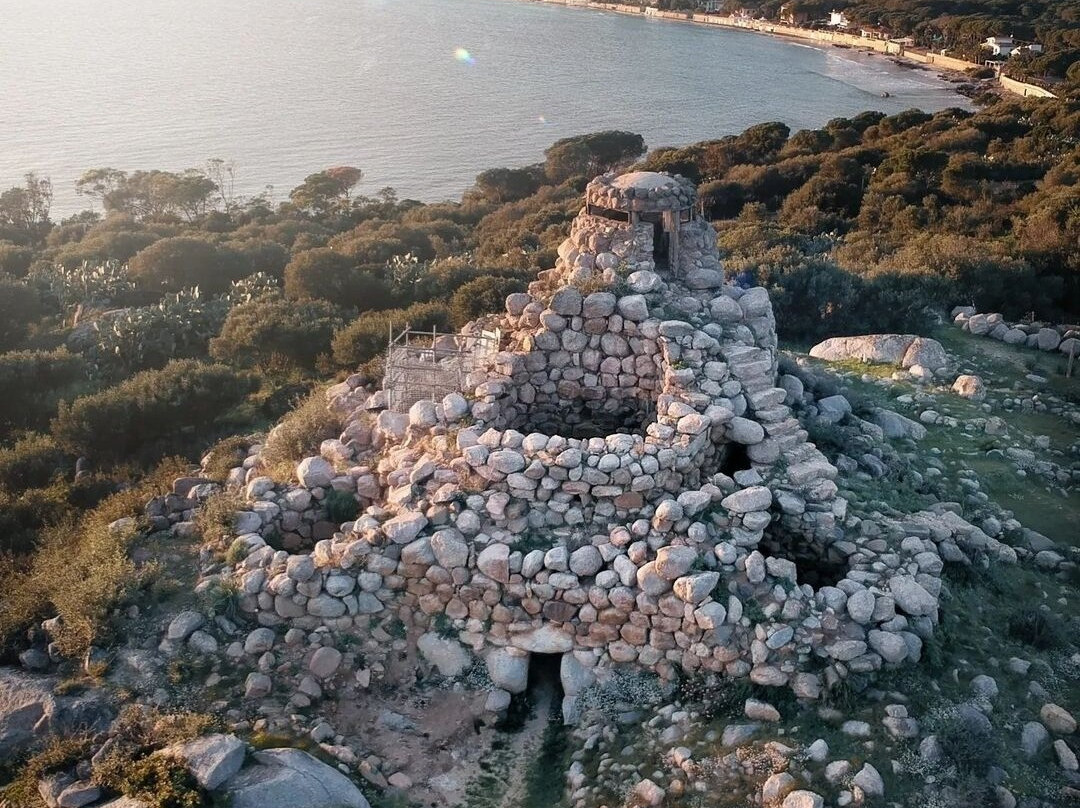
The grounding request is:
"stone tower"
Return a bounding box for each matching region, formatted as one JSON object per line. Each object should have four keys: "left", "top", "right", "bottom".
{"left": 230, "top": 172, "right": 958, "bottom": 719}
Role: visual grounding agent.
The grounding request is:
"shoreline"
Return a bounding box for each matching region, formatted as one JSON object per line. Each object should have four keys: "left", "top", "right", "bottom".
{"left": 516, "top": 0, "right": 1057, "bottom": 100}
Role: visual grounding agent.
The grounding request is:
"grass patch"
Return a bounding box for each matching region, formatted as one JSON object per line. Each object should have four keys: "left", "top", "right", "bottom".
{"left": 193, "top": 490, "right": 247, "bottom": 550}
{"left": 1006, "top": 608, "right": 1065, "bottom": 650}
{"left": 1, "top": 734, "right": 95, "bottom": 807}
{"left": 964, "top": 455, "right": 1079, "bottom": 545}
{"left": 818, "top": 357, "right": 898, "bottom": 381}
{"left": 260, "top": 386, "right": 343, "bottom": 482}
{"left": 0, "top": 456, "right": 191, "bottom": 659}
{"left": 200, "top": 434, "right": 253, "bottom": 481}
{"left": 521, "top": 717, "right": 570, "bottom": 808}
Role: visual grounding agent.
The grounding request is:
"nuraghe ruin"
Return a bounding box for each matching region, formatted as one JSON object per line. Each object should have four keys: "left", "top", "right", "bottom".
{"left": 222, "top": 171, "right": 1016, "bottom": 720}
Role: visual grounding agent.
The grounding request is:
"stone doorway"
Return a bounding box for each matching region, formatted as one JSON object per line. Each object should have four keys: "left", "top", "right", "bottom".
{"left": 651, "top": 219, "right": 669, "bottom": 270}
{"left": 526, "top": 652, "right": 564, "bottom": 705}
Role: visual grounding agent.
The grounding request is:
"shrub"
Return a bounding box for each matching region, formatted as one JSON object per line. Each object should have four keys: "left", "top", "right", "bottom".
{"left": 0, "top": 348, "right": 89, "bottom": 436}
{"left": 200, "top": 434, "right": 252, "bottom": 480}
{"left": 31, "top": 260, "right": 134, "bottom": 311}
{"left": 0, "top": 481, "right": 77, "bottom": 556}
{"left": 283, "top": 247, "right": 395, "bottom": 310}
{"left": 1006, "top": 608, "right": 1064, "bottom": 649}
{"left": 210, "top": 294, "right": 344, "bottom": 369}
{"left": 91, "top": 707, "right": 219, "bottom": 808}
{"left": 0, "top": 457, "right": 190, "bottom": 656}
{"left": 192, "top": 490, "right": 247, "bottom": 547}
{"left": 472, "top": 186, "right": 579, "bottom": 267}
{"left": 759, "top": 259, "right": 886, "bottom": 342}
{"left": 97, "top": 754, "right": 204, "bottom": 808}
{"left": 128, "top": 237, "right": 245, "bottom": 293}
{"left": 224, "top": 538, "right": 249, "bottom": 566}
{"left": 225, "top": 238, "right": 289, "bottom": 278}
{"left": 1, "top": 733, "right": 95, "bottom": 808}
{"left": 938, "top": 710, "right": 1000, "bottom": 776}
{"left": 0, "top": 433, "right": 65, "bottom": 493}
{"left": 0, "top": 278, "right": 42, "bottom": 351}
{"left": 85, "top": 288, "right": 229, "bottom": 378}
{"left": 261, "top": 387, "right": 343, "bottom": 479}
{"left": 0, "top": 240, "right": 33, "bottom": 277}
{"left": 449, "top": 275, "right": 528, "bottom": 328}
{"left": 53, "top": 230, "right": 157, "bottom": 270}
{"left": 52, "top": 360, "right": 253, "bottom": 464}
{"left": 323, "top": 488, "right": 359, "bottom": 523}
{"left": 331, "top": 301, "right": 452, "bottom": 369}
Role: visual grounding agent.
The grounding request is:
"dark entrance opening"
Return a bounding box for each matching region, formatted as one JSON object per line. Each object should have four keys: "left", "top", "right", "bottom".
{"left": 719, "top": 442, "right": 752, "bottom": 477}
{"left": 511, "top": 399, "right": 653, "bottom": 441}
{"left": 527, "top": 652, "right": 563, "bottom": 703}
{"left": 501, "top": 652, "right": 563, "bottom": 731}
{"left": 758, "top": 531, "right": 848, "bottom": 589}
{"left": 652, "top": 221, "right": 669, "bottom": 270}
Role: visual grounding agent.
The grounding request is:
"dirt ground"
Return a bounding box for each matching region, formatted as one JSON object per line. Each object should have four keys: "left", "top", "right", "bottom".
{"left": 330, "top": 684, "right": 498, "bottom": 806}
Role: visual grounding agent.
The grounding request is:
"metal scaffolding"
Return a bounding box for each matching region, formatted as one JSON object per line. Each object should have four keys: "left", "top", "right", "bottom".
{"left": 384, "top": 325, "right": 500, "bottom": 413}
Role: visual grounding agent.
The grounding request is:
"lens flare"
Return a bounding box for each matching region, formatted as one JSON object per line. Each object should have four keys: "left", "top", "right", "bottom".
{"left": 454, "top": 47, "right": 475, "bottom": 65}
{"left": 537, "top": 115, "right": 548, "bottom": 124}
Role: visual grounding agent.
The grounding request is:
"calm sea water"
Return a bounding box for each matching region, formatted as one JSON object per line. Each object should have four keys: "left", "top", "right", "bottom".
{"left": 0, "top": 0, "right": 968, "bottom": 215}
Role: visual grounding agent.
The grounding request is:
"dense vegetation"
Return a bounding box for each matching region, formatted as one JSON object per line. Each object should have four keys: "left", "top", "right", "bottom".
{"left": 658, "top": 0, "right": 1080, "bottom": 85}
{"left": 0, "top": 98, "right": 1076, "bottom": 656}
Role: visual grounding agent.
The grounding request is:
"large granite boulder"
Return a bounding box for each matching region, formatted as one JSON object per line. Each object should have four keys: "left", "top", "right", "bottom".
{"left": 0, "top": 668, "right": 113, "bottom": 761}
{"left": 158, "top": 733, "right": 246, "bottom": 790}
{"left": 809, "top": 335, "right": 946, "bottom": 371}
{"left": 222, "top": 748, "right": 370, "bottom": 808}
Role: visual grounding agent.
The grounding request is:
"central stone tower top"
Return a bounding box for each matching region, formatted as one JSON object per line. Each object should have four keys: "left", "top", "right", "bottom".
{"left": 585, "top": 171, "right": 697, "bottom": 215}
{"left": 558, "top": 170, "right": 718, "bottom": 288}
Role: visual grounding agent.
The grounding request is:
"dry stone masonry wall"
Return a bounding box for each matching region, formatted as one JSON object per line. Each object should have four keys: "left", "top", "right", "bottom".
{"left": 954, "top": 307, "right": 1080, "bottom": 358}
{"left": 208, "top": 172, "right": 1018, "bottom": 719}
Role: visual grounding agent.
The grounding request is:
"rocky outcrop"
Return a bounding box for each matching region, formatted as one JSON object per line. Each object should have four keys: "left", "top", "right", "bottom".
{"left": 0, "top": 668, "right": 113, "bottom": 760}
{"left": 954, "top": 308, "right": 1080, "bottom": 356}
{"left": 223, "top": 748, "right": 371, "bottom": 808}
{"left": 809, "top": 335, "right": 947, "bottom": 372}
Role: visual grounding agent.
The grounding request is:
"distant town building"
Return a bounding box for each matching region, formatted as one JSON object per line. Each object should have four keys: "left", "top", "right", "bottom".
{"left": 983, "top": 37, "right": 1043, "bottom": 59}
{"left": 984, "top": 36, "right": 1015, "bottom": 57}
{"left": 859, "top": 26, "right": 890, "bottom": 40}
{"left": 702, "top": 0, "right": 722, "bottom": 12}
{"left": 1010, "top": 43, "right": 1044, "bottom": 57}
{"left": 828, "top": 10, "right": 850, "bottom": 28}
{"left": 779, "top": 3, "right": 809, "bottom": 24}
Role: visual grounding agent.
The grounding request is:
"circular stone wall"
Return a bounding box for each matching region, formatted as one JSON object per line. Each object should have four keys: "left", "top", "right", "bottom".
{"left": 585, "top": 171, "right": 696, "bottom": 214}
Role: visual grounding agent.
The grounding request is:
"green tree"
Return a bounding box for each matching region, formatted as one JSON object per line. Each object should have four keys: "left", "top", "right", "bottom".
{"left": 289, "top": 166, "right": 364, "bottom": 216}
{"left": 52, "top": 360, "right": 252, "bottom": 463}
{"left": 468, "top": 166, "right": 546, "bottom": 204}
{"left": 544, "top": 131, "right": 646, "bottom": 182}
{"left": 128, "top": 237, "right": 244, "bottom": 293}
{"left": 210, "top": 295, "right": 344, "bottom": 369}
{"left": 283, "top": 248, "right": 394, "bottom": 309}
{"left": 0, "top": 173, "right": 53, "bottom": 243}
{"left": 0, "top": 279, "right": 41, "bottom": 351}
{"left": 75, "top": 168, "right": 218, "bottom": 220}
{"left": 449, "top": 275, "right": 528, "bottom": 328}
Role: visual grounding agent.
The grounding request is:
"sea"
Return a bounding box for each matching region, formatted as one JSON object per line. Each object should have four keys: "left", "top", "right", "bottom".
{"left": 0, "top": 0, "right": 970, "bottom": 215}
